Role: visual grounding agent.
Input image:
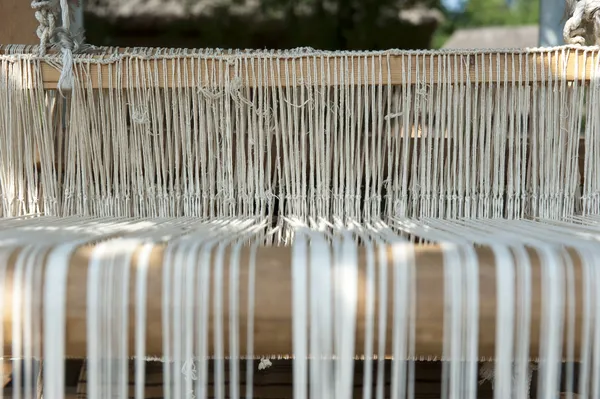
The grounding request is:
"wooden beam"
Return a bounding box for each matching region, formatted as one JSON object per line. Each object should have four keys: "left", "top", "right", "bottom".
{"left": 0, "top": 243, "right": 584, "bottom": 361}
{"left": 72, "top": 360, "right": 497, "bottom": 399}
{"left": 1, "top": 47, "right": 600, "bottom": 89}
{"left": 0, "top": 1, "right": 39, "bottom": 45}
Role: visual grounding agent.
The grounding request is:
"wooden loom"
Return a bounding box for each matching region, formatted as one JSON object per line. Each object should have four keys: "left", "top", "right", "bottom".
{"left": 3, "top": 1, "right": 600, "bottom": 398}
{"left": 0, "top": 243, "right": 590, "bottom": 359}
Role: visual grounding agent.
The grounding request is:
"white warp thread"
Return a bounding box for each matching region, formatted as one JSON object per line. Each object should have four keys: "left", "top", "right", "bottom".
{"left": 1, "top": 45, "right": 600, "bottom": 398}
{"left": 2, "top": 47, "right": 598, "bottom": 226}
{"left": 0, "top": 216, "right": 596, "bottom": 397}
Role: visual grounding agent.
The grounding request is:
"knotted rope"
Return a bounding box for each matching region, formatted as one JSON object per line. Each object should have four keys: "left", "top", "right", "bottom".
{"left": 563, "top": 0, "right": 600, "bottom": 45}
{"left": 31, "top": 1, "right": 57, "bottom": 56}
{"left": 56, "top": 0, "right": 75, "bottom": 91}
{"left": 31, "top": 0, "right": 85, "bottom": 93}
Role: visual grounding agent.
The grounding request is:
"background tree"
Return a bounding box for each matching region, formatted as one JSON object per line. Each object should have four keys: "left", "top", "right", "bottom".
{"left": 85, "top": 0, "right": 538, "bottom": 50}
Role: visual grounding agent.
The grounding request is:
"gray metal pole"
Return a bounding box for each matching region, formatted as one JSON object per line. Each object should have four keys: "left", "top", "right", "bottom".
{"left": 72, "top": 0, "right": 85, "bottom": 35}
{"left": 539, "top": 0, "right": 564, "bottom": 45}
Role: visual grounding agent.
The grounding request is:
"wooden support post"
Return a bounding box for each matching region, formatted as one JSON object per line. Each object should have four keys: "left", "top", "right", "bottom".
{"left": 0, "top": 1, "right": 39, "bottom": 45}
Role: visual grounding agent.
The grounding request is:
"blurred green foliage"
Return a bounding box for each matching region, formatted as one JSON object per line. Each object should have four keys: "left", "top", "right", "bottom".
{"left": 432, "top": 0, "right": 540, "bottom": 47}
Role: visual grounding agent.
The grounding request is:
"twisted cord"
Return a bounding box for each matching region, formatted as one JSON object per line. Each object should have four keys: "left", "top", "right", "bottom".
{"left": 31, "top": 0, "right": 88, "bottom": 92}
{"left": 54, "top": 0, "right": 74, "bottom": 92}
{"left": 564, "top": 0, "right": 600, "bottom": 45}
{"left": 31, "top": 1, "right": 58, "bottom": 56}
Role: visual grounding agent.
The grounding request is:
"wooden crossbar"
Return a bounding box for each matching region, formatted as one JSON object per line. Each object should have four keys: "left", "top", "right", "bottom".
{"left": 0, "top": 243, "right": 584, "bottom": 360}
{"left": 1, "top": 47, "right": 600, "bottom": 89}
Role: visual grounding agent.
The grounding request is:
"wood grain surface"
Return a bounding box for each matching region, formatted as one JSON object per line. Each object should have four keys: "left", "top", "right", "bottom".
{"left": 0, "top": 243, "right": 585, "bottom": 361}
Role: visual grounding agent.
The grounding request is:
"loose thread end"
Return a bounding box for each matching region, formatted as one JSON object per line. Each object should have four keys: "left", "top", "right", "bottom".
{"left": 57, "top": 48, "right": 74, "bottom": 96}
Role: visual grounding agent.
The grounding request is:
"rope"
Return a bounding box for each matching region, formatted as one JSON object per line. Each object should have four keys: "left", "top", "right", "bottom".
{"left": 55, "top": 0, "right": 74, "bottom": 92}
{"left": 564, "top": 0, "right": 600, "bottom": 45}
{"left": 31, "top": 1, "right": 57, "bottom": 56}
{"left": 31, "top": 0, "right": 86, "bottom": 93}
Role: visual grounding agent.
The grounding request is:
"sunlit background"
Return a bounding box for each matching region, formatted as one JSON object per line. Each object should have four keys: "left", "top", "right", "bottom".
{"left": 80, "top": 0, "right": 551, "bottom": 51}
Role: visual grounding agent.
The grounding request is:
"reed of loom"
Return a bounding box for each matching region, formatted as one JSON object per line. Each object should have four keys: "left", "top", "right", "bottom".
{"left": 2, "top": 0, "right": 600, "bottom": 398}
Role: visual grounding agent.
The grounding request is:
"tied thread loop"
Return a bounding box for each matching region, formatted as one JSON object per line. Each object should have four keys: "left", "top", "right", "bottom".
{"left": 56, "top": 0, "right": 74, "bottom": 93}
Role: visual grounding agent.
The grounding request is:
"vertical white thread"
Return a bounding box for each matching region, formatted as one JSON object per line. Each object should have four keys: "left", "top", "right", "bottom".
{"left": 292, "top": 229, "right": 308, "bottom": 399}
{"left": 134, "top": 244, "right": 154, "bottom": 399}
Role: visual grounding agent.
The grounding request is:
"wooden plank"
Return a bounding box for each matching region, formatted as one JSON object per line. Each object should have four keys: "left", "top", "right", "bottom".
{"left": 0, "top": 358, "right": 582, "bottom": 398}
{"left": 73, "top": 360, "right": 496, "bottom": 399}
{"left": 2, "top": 47, "right": 600, "bottom": 88}
{"left": 0, "top": 243, "right": 585, "bottom": 361}
{"left": 0, "top": 1, "right": 40, "bottom": 45}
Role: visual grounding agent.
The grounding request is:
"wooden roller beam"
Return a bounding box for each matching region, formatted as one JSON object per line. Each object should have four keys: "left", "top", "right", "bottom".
{"left": 1, "top": 47, "right": 599, "bottom": 88}
{"left": 0, "top": 243, "right": 583, "bottom": 360}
